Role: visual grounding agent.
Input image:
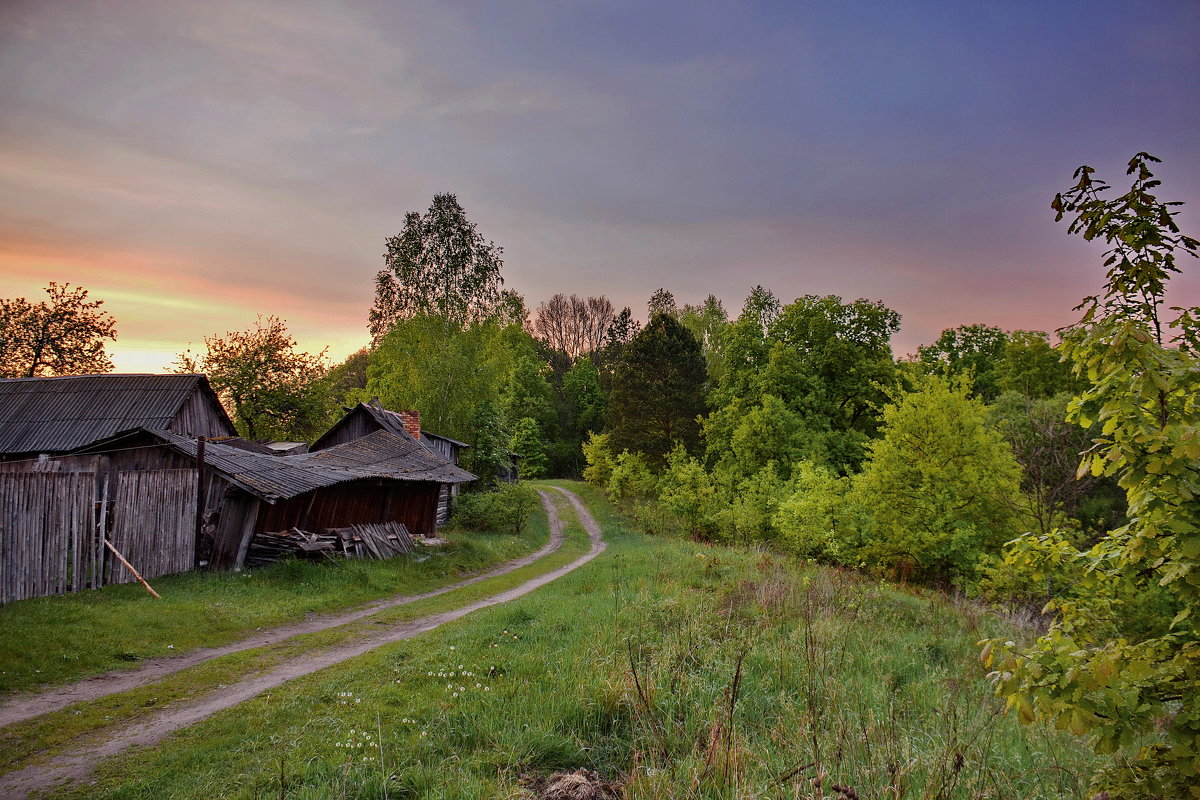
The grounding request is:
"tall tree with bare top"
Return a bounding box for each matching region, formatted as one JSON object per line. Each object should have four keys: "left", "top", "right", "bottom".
{"left": 0, "top": 282, "right": 117, "bottom": 378}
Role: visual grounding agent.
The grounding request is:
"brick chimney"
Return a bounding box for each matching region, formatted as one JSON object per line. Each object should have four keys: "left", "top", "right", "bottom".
{"left": 397, "top": 410, "right": 421, "bottom": 440}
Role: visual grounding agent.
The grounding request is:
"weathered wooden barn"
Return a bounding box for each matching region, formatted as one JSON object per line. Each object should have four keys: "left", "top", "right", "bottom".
{"left": 0, "top": 377, "right": 475, "bottom": 604}
{"left": 0, "top": 373, "right": 236, "bottom": 461}
{"left": 313, "top": 401, "right": 473, "bottom": 524}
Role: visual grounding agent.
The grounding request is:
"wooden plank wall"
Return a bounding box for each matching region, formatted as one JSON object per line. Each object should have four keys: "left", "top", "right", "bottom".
{"left": 0, "top": 473, "right": 96, "bottom": 603}
{"left": 107, "top": 469, "right": 198, "bottom": 585}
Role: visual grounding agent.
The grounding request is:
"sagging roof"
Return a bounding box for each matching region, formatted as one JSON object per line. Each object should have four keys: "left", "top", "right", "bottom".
{"left": 311, "top": 402, "right": 470, "bottom": 453}
{"left": 101, "top": 428, "right": 477, "bottom": 502}
{"left": 0, "top": 374, "right": 235, "bottom": 455}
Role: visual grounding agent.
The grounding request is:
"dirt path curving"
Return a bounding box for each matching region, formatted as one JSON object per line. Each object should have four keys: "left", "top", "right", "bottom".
{"left": 0, "top": 495, "right": 567, "bottom": 730}
{"left": 0, "top": 487, "right": 606, "bottom": 800}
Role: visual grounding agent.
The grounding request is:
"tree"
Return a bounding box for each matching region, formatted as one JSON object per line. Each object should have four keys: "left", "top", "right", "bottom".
{"left": 533, "top": 294, "right": 615, "bottom": 363}
{"left": 174, "top": 316, "right": 330, "bottom": 441}
{"left": 763, "top": 295, "right": 901, "bottom": 473}
{"left": 916, "top": 323, "right": 1008, "bottom": 400}
{"left": 647, "top": 288, "right": 677, "bottom": 318}
{"left": 994, "top": 329, "right": 1080, "bottom": 398}
{"left": 679, "top": 295, "right": 730, "bottom": 385}
{"left": 0, "top": 282, "right": 117, "bottom": 378}
{"left": 989, "top": 391, "right": 1115, "bottom": 537}
{"left": 509, "top": 417, "right": 548, "bottom": 479}
{"left": 369, "top": 193, "right": 504, "bottom": 339}
{"left": 851, "top": 375, "right": 1023, "bottom": 586}
{"left": 984, "top": 154, "right": 1200, "bottom": 796}
{"left": 607, "top": 312, "right": 707, "bottom": 463}
{"left": 324, "top": 347, "right": 371, "bottom": 411}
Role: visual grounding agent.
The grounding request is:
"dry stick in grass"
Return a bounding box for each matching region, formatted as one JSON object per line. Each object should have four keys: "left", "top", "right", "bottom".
{"left": 102, "top": 538, "right": 161, "bottom": 599}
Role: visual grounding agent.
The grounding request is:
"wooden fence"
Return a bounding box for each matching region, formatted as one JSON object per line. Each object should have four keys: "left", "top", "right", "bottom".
{"left": 0, "top": 469, "right": 198, "bottom": 603}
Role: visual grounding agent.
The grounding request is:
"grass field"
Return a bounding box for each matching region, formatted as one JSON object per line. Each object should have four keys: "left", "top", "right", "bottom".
{"left": 11, "top": 481, "right": 1097, "bottom": 800}
{"left": 0, "top": 508, "right": 550, "bottom": 696}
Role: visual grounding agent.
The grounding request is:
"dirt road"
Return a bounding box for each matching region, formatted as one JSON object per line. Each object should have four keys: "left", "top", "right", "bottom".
{"left": 0, "top": 487, "right": 606, "bottom": 800}
{"left": 0, "top": 492, "right": 567, "bottom": 730}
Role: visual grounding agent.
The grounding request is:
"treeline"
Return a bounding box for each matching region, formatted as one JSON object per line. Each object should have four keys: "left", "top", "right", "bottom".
{"left": 579, "top": 292, "right": 1124, "bottom": 596}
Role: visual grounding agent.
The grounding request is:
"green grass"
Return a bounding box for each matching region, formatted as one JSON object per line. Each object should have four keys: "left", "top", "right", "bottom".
{"left": 0, "top": 491, "right": 591, "bottom": 779}
{"left": 0, "top": 508, "right": 550, "bottom": 696}
{"left": 42, "top": 481, "right": 1095, "bottom": 800}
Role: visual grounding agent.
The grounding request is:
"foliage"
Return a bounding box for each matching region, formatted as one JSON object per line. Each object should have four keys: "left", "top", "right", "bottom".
{"left": 463, "top": 399, "right": 511, "bottom": 487}
{"left": 450, "top": 482, "right": 539, "bottom": 535}
{"left": 508, "top": 417, "right": 549, "bottom": 480}
{"left": 916, "top": 323, "right": 1008, "bottom": 401}
{"left": 174, "top": 315, "right": 330, "bottom": 441}
{"left": 678, "top": 294, "right": 730, "bottom": 385}
{"left": 715, "top": 461, "right": 788, "bottom": 544}
{"left": 606, "top": 450, "right": 657, "bottom": 501}
{"left": 646, "top": 287, "right": 677, "bottom": 317}
{"left": 773, "top": 460, "right": 851, "bottom": 559}
{"left": 852, "top": 375, "right": 1023, "bottom": 586}
{"left": 364, "top": 314, "right": 536, "bottom": 444}
{"left": 0, "top": 282, "right": 117, "bottom": 378}
{"left": 501, "top": 354, "right": 556, "bottom": 438}
{"left": 607, "top": 312, "right": 707, "bottom": 463}
{"left": 995, "top": 330, "right": 1080, "bottom": 398}
{"left": 581, "top": 431, "right": 615, "bottom": 487}
{"left": 656, "top": 444, "right": 719, "bottom": 538}
{"left": 322, "top": 347, "right": 370, "bottom": 412}
{"left": 369, "top": 193, "right": 505, "bottom": 339}
{"left": 723, "top": 394, "right": 812, "bottom": 480}
{"left": 990, "top": 391, "right": 1115, "bottom": 537}
{"left": 983, "top": 154, "right": 1200, "bottom": 796}
{"left": 743, "top": 293, "right": 901, "bottom": 473}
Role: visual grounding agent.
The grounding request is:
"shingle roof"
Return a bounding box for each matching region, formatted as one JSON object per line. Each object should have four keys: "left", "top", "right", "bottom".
{"left": 0, "top": 374, "right": 233, "bottom": 455}
{"left": 135, "top": 428, "right": 476, "bottom": 501}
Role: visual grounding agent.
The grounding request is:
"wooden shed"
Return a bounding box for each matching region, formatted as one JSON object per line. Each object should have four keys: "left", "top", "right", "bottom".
{"left": 313, "top": 401, "right": 472, "bottom": 524}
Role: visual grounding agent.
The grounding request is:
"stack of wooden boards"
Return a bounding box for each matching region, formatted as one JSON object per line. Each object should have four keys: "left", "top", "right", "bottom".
{"left": 245, "top": 522, "right": 416, "bottom": 568}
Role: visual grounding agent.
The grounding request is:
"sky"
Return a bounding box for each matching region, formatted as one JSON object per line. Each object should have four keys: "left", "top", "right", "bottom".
{"left": 1, "top": 0, "right": 1197, "bottom": 372}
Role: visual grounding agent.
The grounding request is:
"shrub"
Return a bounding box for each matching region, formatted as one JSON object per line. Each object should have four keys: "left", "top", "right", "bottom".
{"left": 451, "top": 483, "right": 540, "bottom": 535}
{"left": 581, "top": 431, "right": 614, "bottom": 487}
{"left": 606, "top": 450, "right": 657, "bottom": 501}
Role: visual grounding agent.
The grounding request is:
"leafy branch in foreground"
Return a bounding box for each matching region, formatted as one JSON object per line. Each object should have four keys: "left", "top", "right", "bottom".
{"left": 983, "top": 153, "right": 1200, "bottom": 798}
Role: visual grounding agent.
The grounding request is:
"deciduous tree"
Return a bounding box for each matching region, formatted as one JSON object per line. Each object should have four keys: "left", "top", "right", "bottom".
{"left": 984, "top": 153, "right": 1200, "bottom": 797}
{"left": 0, "top": 282, "right": 117, "bottom": 378}
{"left": 174, "top": 316, "right": 330, "bottom": 441}
{"left": 916, "top": 323, "right": 1008, "bottom": 400}
{"left": 369, "top": 193, "right": 504, "bottom": 339}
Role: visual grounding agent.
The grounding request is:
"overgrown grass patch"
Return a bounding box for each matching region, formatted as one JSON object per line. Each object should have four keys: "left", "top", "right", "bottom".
{"left": 56, "top": 482, "right": 1093, "bottom": 800}
{"left": 0, "top": 508, "right": 549, "bottom": 695}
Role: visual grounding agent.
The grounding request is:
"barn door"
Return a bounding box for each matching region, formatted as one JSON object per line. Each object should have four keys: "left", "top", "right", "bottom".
{"left": 107, "top": 469, "right": 198, "bottom": 585}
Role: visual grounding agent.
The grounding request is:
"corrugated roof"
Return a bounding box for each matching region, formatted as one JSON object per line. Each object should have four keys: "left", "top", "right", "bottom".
{"left": 144, "top": 428, "right": 476, "bottom": 501}
{"left": 0, "top": 374, "right": 233, "bottom": 454}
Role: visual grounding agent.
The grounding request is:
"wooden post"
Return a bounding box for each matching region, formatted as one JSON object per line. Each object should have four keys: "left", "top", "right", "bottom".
{"left": 195, "top": 438, "right": 206, "bottom": 569}
{"left": 103, "top": 538, "right": 161, "bottom": 599}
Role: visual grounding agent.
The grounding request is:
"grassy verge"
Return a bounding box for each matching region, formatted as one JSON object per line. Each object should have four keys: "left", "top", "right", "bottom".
{"left": 0, "top": 502, "right": 550, "bottom": 696}
{"left": 0, "top": 491, "right": 590, "bottom": 778}
{"left": 52, "top": 481, "right": 1094, "bottom": 800}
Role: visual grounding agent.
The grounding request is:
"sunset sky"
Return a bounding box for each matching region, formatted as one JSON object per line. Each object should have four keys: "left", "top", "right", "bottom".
{"left": 1, "top": 0, "right": 1197, "bottom": 372}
